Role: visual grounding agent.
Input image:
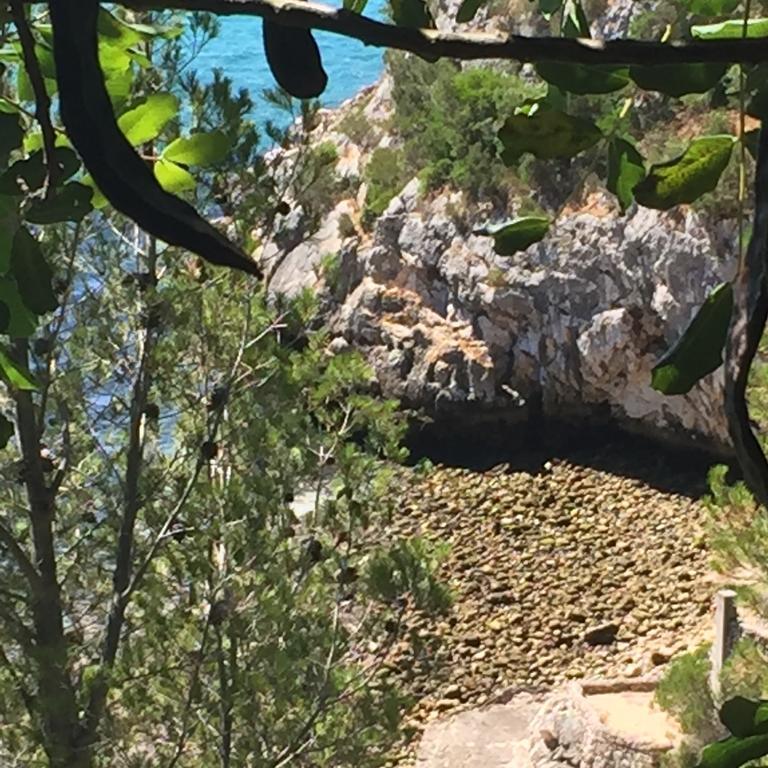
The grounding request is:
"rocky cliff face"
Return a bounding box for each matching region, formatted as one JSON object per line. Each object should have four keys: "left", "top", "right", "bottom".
{"left": 260, "top": 3, "right": 737, "bottom": 453}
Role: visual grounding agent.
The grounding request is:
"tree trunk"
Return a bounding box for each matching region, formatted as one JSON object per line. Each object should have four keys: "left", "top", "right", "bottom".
{"left": 12, "top": 340, "right": 91, "bottom": 768}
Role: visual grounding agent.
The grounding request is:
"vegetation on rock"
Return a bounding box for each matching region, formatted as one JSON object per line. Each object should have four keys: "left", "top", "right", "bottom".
{"left": 6, "top": 0, "right": 768, "bottom": 765}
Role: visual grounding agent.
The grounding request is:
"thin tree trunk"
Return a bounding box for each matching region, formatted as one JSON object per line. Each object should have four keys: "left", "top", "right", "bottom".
{"left": 725, "top": 127, "right": 768, "bottom": 509}
{"left": 12, "top": 340, "right": 91, "bottom": 768}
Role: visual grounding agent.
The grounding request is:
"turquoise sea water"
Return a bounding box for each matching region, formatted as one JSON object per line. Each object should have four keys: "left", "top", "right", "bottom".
{"left": 194, "top": 2, "right": 386, "bottom": 131}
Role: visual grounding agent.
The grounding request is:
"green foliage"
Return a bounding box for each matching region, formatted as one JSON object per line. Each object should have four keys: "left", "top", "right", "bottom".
{"left": 316, "top": 250, "right": 343, "bottom": 292}
{"left": 721, "top": 640, "right": 768, "bottom": 708}
{"left": 474, "top": 216, "right": 550, "bottom": 256}
{"left": 117, "top": 92, "right": 179, "bottom": 146}
{"left": 656, "top": 640, "right": 768, "bottom": 767}
{"left": 363, "top": 145, "right": 409, "bottom": 220}
{"left": 689, "top": 0, "right": 739, "bottom": 14}
{"left": 535, "top": 63, "right": 630, "bottom": 95}
{"left": 629, "top": 64, "right": 728, "bottom": 98}
{"left": 699, "top": 733, "right": 768, "bottom": 768}
{"left": 0, "top": 345, "right": 36, "bottom": 390}
{"left": 24, "top": 181, "right": 93, "bottom": 223}
{"left": 456, "top": 0, "right": 487, "bottom": 23}
{"left": 499, "top": 109, "right": 603, "bottom": 162}
{"left": 691, "top": 18, "right": 768, "bottom": 39}
{"left": 652, "top": 282, "right": 733, "bottom": 395}
{"left": 634, "top": 135, "right": 736, "bottom": 209}
{"left": 364, "top": 537, "right": 453, "bottom": 614}
{"left": 389, "top": 53, "right": 543, "bottom": 197}
{"left": 607, "top": 136, "right": 645, "bottom": 213}
{"left": 390, "top": 0, "right": 435, "bottom": 28}
{"left": 0, "top": 11, "right": 451, "bottom": 767}
{"left": 293, "top": 140, "right": 346, "bottom": 226}
{"left": 656, "top": 646, "right": 718, "bottom": 737}
{"left": 4, "top": 1, "right": 768, "bottom": 765}
{"left": 697, "top": 677, "right": 768, "bottom": 768}
{"left": 338, "top": 99, "right": 374, "bottom": 145}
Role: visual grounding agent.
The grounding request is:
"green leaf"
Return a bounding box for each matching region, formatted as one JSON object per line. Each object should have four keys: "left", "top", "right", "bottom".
{"left": 562, "top": 0, "right": 590, "bottom": 37}
{"left": 456, "top": 0, "right": 486, "bottom": 22}
{"left": 698, "top": 734, "right": 768, "bottom": 768}
{"left": 718, "top": 698, "right": 768, "bottom": 737}
{"left": 0, "top": 414, "right": 12, "bottom": 449}
{"left": 98, "top": 8, "right": 165, "bottom": 47}
{"left": 154, "top": 159, "right": 196, "bottom": 194}
{"left": 629, "top": 63, "right": 727, "bottom": 97}
{"left": 539, "top": 0, "right": 563, "bottom": 16}
{"left": 748, "top": 87, "right": 768, "bottom": 120}
{"left": 100, "top": 43, "right": 133, "bottom": 106}
{"left": 634, "top": 135, "right": 735, "bottom": 209}
{"left": 80, "top": 174, "right": 108, "bottom": 209}
{"left": 16, "top": 65, "right": 32, "bottom": 102}
{"left": 651, "top": 282, "right": 732, "bottom": 396}
{"left": 0, "top": 278, "right": 36, "bottom": 336}
{"left": 0, "top": 111, "right": 22, "bottom": 159}
{"left": 33, "top": 42, "right": 56, "bottom": 80}
{"left": 475, "top": 217, "right": 550, "bottom": 256}
{"left": 99, "top": 42, "right": 132, "bottom": 77}
{"left": 0, "top": 195, "right": 18, "bottom": 275}
{"left": 23, "top": 130, "right": 71, "bottom": 154}
{"left": 343, "top": 0, "right": 369, "bottom": 11}
{"left": 117, "top": 93, "right": 179, "bottom": 147}
{"left": 536, "top": 62, "right": 629, "bottom": 94}
{"left": 0, "top": 148, "right": 80, "bottom": 196}
{"left": 607, "top": 137, "right": 645, "bottom": 213}
{"left": 689, "top": 0, "right": 739, "bottom": 13}
{"left": 0, "top": 346, "right": 36, "bottom": 390}
{"left": 162, "top": 131, "right": 232, "bottom": 167}
{"left": 745, "top": 128, "right": 760, "bottom": 160}
{"left": 390, "top": 0, "right": 435, "bottom": 28}
{"left": 499, "top": 109, "right": 602, "bottom": 163}
{"left": 11, "top": 228, "right": 57, "bottom": 315}
{"left": 692, "top": 18, "right": 768, "bottom": 39}
{"left": 746, "top": 67, "right": 768, "bottom": 119}
{"left": 25, "top": 182, "right": 93, "bottom": 224}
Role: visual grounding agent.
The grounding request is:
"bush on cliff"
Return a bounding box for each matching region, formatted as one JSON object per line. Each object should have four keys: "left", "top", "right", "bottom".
{"left": 389, "top": 52, "right": 544, "bottom": 199}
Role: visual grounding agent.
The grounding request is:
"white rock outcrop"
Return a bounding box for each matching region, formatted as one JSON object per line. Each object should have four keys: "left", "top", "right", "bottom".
{"left": 265, "top": 152, "right": 733, "bottom": 448}
{"left": 260, "top": 0, "right": 737, "bottom": 451}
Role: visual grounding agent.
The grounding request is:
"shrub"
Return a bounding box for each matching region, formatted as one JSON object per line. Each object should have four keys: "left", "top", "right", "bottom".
{"left": 339, "top": 99, "right": 374, "bottom": 145}
{"left": 293, "top": 140, "right": 346, "bottom": 227}
{"left": 364, "top": 537, "right": 453, "bottom": 615}
{"left": 363, "top": 146, "right": 409, "bottom": 220}
{"left": 656, "top": 638, "right": 768, "bottom": 767}
{"left": 389, "top": 53, "right": 544, "bottom": 198}
{"left": 655, "top": 645, "right": 718, "bottom": 737}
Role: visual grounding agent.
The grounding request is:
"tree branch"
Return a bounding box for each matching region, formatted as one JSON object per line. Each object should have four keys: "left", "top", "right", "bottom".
{"left": 0, "top": 519, "right": 40, "bottom": 591}
{"left": 79, "top": 234, "right": 159, "bottom": 747}
{"left": 725, "top": 126, "right": 768, "bottom": 510}
{"left": 123, "top": 0, "right": 768, "bottom": 65}
{"left": 11, "top": 339, "right": 85, "bottom": 767}
{"left": 10, "top": 0, "right": 59, "bottom": 195}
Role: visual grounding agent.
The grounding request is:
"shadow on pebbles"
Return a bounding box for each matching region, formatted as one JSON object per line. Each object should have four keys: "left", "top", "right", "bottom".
{"left": 367, "top": 457, "right": 716, "bottom": 762}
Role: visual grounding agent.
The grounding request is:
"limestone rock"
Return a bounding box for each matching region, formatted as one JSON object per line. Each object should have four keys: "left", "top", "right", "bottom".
{"left": 260, "top": 3, "right": 735, "bottom": 453}
{"left": 267, "top": 176, "right": 733, "bottom": 449}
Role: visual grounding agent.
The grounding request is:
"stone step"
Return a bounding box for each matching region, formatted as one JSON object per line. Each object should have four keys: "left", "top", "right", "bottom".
{"left": 415, "top": 696, "right": 541, "bottom": 768}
